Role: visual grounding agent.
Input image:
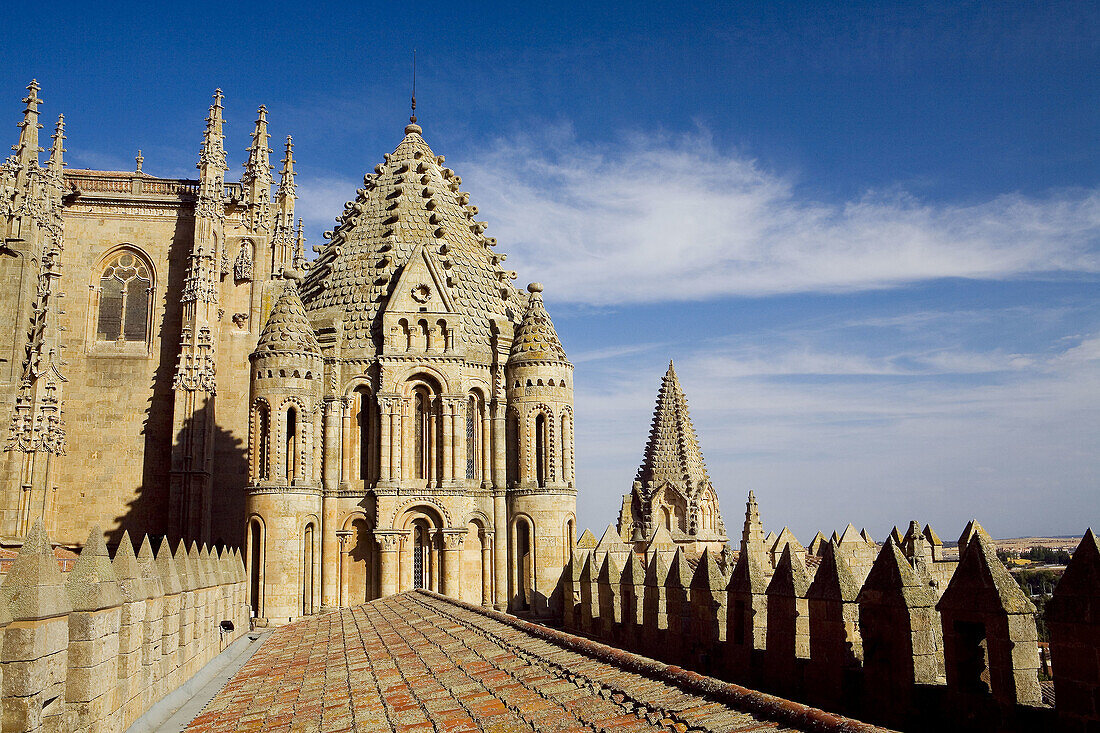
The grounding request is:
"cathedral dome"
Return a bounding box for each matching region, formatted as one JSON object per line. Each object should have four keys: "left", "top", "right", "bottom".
{"left": 255, "top": 280, "right": 321, "bottom": 356}
{"left": 300, "top": 124, "right": 521, "bottom": 359}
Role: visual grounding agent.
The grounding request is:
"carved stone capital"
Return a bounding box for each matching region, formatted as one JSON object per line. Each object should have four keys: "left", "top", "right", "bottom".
{"left": 440, "top": 529, "right": 467, "bottom": 551}
{"left": 373, "top": 530, "right": 406, "bottom": 552}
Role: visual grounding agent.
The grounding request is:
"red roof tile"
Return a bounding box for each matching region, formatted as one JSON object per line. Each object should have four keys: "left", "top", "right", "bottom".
{"left": 186, "top": 591, "right": 888, "bottom": 733}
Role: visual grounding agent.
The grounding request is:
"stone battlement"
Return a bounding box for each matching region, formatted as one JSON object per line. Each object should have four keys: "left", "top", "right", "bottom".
{"left": 0, "top": 520, "right": 248, "bottom": 732}
{"left": 564, "top": 523, "right": 1100, "bottom": 732}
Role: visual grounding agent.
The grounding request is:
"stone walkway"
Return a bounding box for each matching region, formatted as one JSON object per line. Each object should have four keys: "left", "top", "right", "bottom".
{"left": 185, "top": 592, "right": 872, "bottom": 732}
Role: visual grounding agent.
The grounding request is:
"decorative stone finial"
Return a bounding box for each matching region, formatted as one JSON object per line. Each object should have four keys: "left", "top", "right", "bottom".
{"left": 135, "top": 149, "right": 143, "bottom": 174}
{"left": 527, "top": 282, "right": 543, "bottom": 294}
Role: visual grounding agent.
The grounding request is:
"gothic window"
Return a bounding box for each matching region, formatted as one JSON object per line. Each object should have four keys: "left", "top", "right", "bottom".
{"left": 95, "top": 250, "right": 152, "bottom": 343}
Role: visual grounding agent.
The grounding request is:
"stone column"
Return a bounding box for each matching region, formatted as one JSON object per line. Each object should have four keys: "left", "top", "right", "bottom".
{"left": 428, "top": 404, "right": 438, "bottom": 487}
{"left": 336, "top": 530, "right": 352, "bottom": 607}
{"left": 376, "top": 531, "right": 401, "bottom": 598}
{"left": 441, "top": 400, "right": 454, "bottom": 484}
{"left": 452, "top": 400, "right": 464, "bottom": 484}
{"left": 481, "top": 532, "right": 493, "bottom": 606}
{"left": 481, "top": 411, "right": 492, "bottom": 485}
{"left": 378, "top": 398, "right": 391, "bottom": 482}
{"left": 491, "top": 403, "right": 508, "bottom": 610}
{"left": 391, "top": 406, "right": 402, "bottom": 483}
{"left": 340, "top": 403, "right": 352, "bottom": 484}
{"left": 321, "top": 397, "right": 343, "bottom": 611}
{"left": 440, "top": 529, "right": 467, "bottom": 598}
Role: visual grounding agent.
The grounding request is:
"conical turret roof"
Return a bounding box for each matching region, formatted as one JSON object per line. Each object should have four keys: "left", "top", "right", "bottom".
{"left": 509, "top": 283, "right": 568, "bottom": 364}
{"left": 635, "top": 362, "right": 711, "bottom": 489}
{"left": 256, "top": 280, "right": 321, "bottom": 355}
{"left": 300, "top": 122, "right": 520, "bottom": 357}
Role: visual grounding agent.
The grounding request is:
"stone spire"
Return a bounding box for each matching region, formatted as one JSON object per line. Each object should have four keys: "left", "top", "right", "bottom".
{"left": 741, "top": 490, "right": 767, "bottom": 563}
{"left": 46, "top": 114, "right": 64, "bottom": 175}
{"left": 13, "top": 80, "right": 43, "bottom": 174}
{"left": 509, "top": 283, "right": 569, "bottom": 364}
{"left": 197, "top": 89, "right": 227, "bottom": 189}
{"left": 635, "top": 361, "right": 710, "bottom": 488}
{"left": 271, "top": 135, "right": 297, "bottom": 276}
{"left": 242, "top": 106, "right": 273, "bottom": 232}
{"left": 293, "top": 217, "right": 307, "bottom": 272}
{"left": 256, "top": 280, "right": 321, "bottom": 356}
{"left": 275, "top": 135, "right": 296, "bottom": 221}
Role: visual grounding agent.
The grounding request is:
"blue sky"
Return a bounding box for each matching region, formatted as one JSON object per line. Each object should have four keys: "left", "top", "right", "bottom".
{"left": 5, "top": 0, "right": 1098, "bottom": 541}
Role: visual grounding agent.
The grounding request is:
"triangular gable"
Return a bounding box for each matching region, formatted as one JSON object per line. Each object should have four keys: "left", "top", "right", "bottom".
{"left": 384, "top": 243, "right": 458, "bottom": 315}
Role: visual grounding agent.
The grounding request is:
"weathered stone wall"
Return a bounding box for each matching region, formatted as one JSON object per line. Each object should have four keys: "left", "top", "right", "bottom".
{"left": 0, "top": 520, "right": 247, "bottom": 733}
{"left": 561, "top": 521, "right": 1092, "bottom": 732}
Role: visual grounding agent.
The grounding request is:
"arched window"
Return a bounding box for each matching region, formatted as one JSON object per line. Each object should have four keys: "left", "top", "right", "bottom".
{"left": 356, "top": 388, "right": 373, "bottom": 484}
{"left": 95, "top": 249, "right": 152, "bottom": 343}
{"left": 302, "top": 522, "right": 315, "bottom": 616}
{"left": 285, "top": 407, "right": 297, "bottom": 482}
{"left": 506, "top": 410, "right": 519, "bottom": 486}
{"left": 414, "top": 389, "right": 430, "bottom": 480}
{"left": 535, "top": 413, "right": 548, "bottom": 487}
{"left": 252, "top": 402, "right": 270, "bottom": 480}
{"left": 248, "top": 517, "right": 264, "bottom": 618}
{"left": 560, "top": 412, "right": 572, "bottom": 485}
{"left": 466, "top": 393, "right": 483, "bottom": 481}
{"left": 413, "top": 523, "right": 428, "bottom": 590}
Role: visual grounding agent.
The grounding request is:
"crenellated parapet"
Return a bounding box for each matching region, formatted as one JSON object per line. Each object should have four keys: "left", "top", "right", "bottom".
{"left": 562, "top": 520, "right": 1095, "bottom": 731}
{"left": 0, "top": 521, "right": 246, "bottom": 733}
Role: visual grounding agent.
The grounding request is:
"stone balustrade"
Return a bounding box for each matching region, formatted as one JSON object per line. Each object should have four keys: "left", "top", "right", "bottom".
{"left": 564, "top": 522, "right": 1100, "bottom": 732}
{"left": 0, "top": 520, "right": 248, "bottom": 733}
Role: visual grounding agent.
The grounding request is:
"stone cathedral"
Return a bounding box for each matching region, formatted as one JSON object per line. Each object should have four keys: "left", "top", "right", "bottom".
{"left": 0, "top": 82, "right": 577, "bottom": 623}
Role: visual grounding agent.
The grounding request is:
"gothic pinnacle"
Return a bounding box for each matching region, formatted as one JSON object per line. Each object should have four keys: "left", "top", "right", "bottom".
{"left": 242, "top": 105, "right": 273, "bottom": 193}
{"left": 15, "top": 80, "right": 44, "bottom": 168}
{"left": 198, "top": 88, "right": 227, "bottom": 177}
{"left": 47, "top": 114, "right": 65, "bottom": 174}
{"left": 276, "top": 135, "right": 297, "bottom": 210}
{"left": 294, "top": 218, "right": 307, "bottom": 271}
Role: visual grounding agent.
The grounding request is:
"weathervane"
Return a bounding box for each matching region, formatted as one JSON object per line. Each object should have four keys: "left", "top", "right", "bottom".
{"left": 410, "top": 49, "right": 417, "bottom": 124}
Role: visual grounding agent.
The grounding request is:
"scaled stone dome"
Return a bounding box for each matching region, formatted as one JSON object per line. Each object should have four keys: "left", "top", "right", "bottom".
{"left": 300, "top": 124, "right": 522, "bottom": 357}
{"left": 255, "top": 281, "right": 321, "bottom": 355}
{"left": 509, "top": 283, "right": 569, "bottom": 364}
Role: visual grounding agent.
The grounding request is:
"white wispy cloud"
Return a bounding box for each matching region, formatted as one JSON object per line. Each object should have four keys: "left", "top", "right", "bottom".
{"left": 572, "top": 328, "right": 1100, "bottom": 539}
{"left": 455, "top": 127, "right": 1100, "bottom": 304}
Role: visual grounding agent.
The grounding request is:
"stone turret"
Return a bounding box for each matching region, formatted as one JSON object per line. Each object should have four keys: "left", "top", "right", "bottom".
{"left": 505, "top": 282, "right": 574, "bottom": 490}
{"left": 246, "top": 277, "right": 323, "bottom": 622}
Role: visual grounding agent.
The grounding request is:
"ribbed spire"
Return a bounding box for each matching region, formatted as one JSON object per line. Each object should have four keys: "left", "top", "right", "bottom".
{"left": 14, "top": 80, "right": 43, "bottom": 171}
{"left": 509, "top": 283, "right": 569, "bottom": 364}
{"left": 255, "top": 280, "right": 321, "bottom": 355}
{"left": 635, "top": 361, "right": 710, "bottom": 488}
{"left": 46, "top": 114, "right": 64, "bottom": 175}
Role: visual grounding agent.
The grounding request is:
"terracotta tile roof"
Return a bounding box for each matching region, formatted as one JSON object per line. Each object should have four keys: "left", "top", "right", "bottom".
{"left": 0, "top": 545, "right": 78, "bottom": 575}
{"left": 186, "top": 591, "right": 888, "bottom": 733}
